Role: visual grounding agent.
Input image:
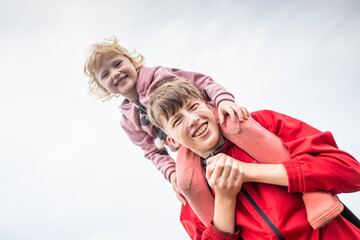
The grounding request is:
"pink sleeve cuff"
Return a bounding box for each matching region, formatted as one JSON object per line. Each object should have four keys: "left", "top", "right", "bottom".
{"left": 283, "top": 157, "right": 305, "bottom": 193}
{"left": 165, "top": 168, "right": 176, "bottom": 182}
{"left": 203, "top": 224, "right": 240, "bottom": 240}
{"left": 214, "top": 93, "right": 235, "bottom": 107}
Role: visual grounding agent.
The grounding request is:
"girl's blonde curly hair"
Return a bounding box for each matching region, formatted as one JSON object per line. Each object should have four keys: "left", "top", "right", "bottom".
{"left": 84, "top": 36, "right": 145, "bottom": 101}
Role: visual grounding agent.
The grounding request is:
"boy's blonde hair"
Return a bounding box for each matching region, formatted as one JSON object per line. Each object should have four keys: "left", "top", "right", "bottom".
{"left": 148, "top": 77, "right": 204, "bottom": 131}
{"left": 84, "top": 36, "right": 145, "bottom": 101}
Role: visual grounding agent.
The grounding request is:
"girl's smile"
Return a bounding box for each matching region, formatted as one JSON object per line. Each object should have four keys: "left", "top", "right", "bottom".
{"left": 95, "top": 54, "right": 139, "bottom": 101}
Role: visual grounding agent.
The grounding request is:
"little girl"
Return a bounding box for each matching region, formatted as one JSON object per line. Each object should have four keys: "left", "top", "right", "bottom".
{"left": 83, "top": 37, "right": 249, "bottom": 204}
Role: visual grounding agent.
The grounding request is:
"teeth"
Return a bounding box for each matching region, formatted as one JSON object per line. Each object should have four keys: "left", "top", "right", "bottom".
{"left": 115, "top": 76, "right": 126, "bottom": 86}
{"left": 194, "top": 124, "right": 207, "bottom": 137}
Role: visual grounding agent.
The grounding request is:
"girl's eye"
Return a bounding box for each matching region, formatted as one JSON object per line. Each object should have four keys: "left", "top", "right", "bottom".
{"left": 102, "top": 73, "right": 109, "bottom": 80}
{"left": 115, "top": 61, "right": 122, "bottom": 67}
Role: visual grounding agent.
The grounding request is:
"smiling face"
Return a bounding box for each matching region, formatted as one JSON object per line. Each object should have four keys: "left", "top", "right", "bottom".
{"left": 163, "top": 100, "right": 225, "bottom": 158}
{"left": 94, "top": 54, "right": 139, "bottom": 101}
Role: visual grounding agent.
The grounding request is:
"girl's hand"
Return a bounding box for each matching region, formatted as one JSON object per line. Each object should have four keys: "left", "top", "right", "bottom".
{"left": 206, "top": 153, "right": 244, "bottom": 200}
{"left": 170, "top": 171, "right": 187, "bottom": 205}
{"left": 217, "top": 100, "right": 249, "bottom": 125}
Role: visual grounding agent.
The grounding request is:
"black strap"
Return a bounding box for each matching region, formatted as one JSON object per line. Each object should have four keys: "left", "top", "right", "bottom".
{"left": 134, "top": 98, "right": 147, "bottom": 114}
{"left": 134, "top": 98, "right": 168, "bottom": 140}
{"left": 241, "top": 188, "right": 285, "bottom": 240}
{"left": 341, "top": 203, "right": 360, "bottom": 230}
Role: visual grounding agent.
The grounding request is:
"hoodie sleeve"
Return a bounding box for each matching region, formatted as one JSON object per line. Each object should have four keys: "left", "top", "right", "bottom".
{"left": 180, "top": 204, "right": 241, "bottom": 240}
{"left": 120, "top": 113, "right": 176, "bottom": 181}
{"left": 170, "top": 68, "right": 235, "bottom": 107}
{"left": 151, "top": 67, "right": 235, "bottom": 107}
{"left": 251, "top": 110, "right": 360, "bottom": 195}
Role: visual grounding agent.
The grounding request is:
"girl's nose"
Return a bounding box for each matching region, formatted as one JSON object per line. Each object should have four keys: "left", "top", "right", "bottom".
{"left": 111, "top": 70, "right": 120, "bottom": 80}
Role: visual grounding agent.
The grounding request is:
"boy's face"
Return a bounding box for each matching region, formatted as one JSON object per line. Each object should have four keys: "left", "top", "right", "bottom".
{"left": 94, "top": 55, "right": 138, "bottom": 101}
{"left": 164, "top": 100, "right": 225, "bottom": 158}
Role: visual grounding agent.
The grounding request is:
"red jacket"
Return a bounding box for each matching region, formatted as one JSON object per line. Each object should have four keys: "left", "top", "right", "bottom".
{"left": 180, "top": 110, "right": 360, "bottom": 239}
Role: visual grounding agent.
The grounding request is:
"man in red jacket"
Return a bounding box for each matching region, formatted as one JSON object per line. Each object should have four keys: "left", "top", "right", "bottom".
{"left": 147, "top": 77, "right": 360, "bottom": 240}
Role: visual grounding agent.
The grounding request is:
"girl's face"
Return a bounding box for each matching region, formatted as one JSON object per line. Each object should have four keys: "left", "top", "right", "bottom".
{"left": 95, "top": 54, "right": 138, "bottom": 101}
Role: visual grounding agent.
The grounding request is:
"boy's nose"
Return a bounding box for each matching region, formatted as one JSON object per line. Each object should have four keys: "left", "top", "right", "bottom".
{"left": 186, "top": 113, "right": 200, "bottom": 128}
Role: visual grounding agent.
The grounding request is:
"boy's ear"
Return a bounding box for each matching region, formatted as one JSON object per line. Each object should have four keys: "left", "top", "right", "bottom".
{"left": 167, "top": 136, "right": 181, "bottom": 148}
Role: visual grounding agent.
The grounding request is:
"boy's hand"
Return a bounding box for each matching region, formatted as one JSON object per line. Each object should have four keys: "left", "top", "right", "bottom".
{"left": 206, "top": 153, "right": 244, "bottom": 199}
{"left": 217, "top": 100, "right": 249, "bottom": 125}
{"left": 170, "top": 171, "right": 187, "bottom": 205}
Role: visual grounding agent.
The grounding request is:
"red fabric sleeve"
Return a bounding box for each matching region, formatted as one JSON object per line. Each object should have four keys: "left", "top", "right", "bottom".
{"left": 251, "top": 110, "right": 360, "bottom": 194}
{"left": 180, "top": 204, "right": 241, "bottom": 240}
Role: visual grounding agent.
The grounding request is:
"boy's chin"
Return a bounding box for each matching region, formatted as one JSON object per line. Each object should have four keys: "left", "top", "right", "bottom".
{"left": 195, "top": 135, "right": 224, "bottom": 157}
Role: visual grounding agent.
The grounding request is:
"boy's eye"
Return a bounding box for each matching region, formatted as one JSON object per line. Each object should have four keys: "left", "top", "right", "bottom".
{"left": 190, "top": 103, "right": 198, "bottom": 111}
{"left": 172, "top": 118, "right": 182, "bottom": 127}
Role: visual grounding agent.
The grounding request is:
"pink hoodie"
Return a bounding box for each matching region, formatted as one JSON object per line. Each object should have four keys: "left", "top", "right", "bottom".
{"left": 120, "top": 66, "right": 234, "bottom": 180}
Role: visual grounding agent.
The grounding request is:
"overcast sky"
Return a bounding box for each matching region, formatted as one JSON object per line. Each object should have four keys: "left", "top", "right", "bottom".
{"left": 1, "top": 0, "right": 359, "bottom": 239}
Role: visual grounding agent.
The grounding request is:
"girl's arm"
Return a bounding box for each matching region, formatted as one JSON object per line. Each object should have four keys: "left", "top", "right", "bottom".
{"left": 161, "top": 67, "right": 235, "bottom": 106}
{"left": 168, "top": 68, "right": 249, "bottom": 121}
{"left": 163, "top": 67, "right": 249, "bottom": 122}
{"left": 121, "top": 115, "right": 176, "bottom": 181}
